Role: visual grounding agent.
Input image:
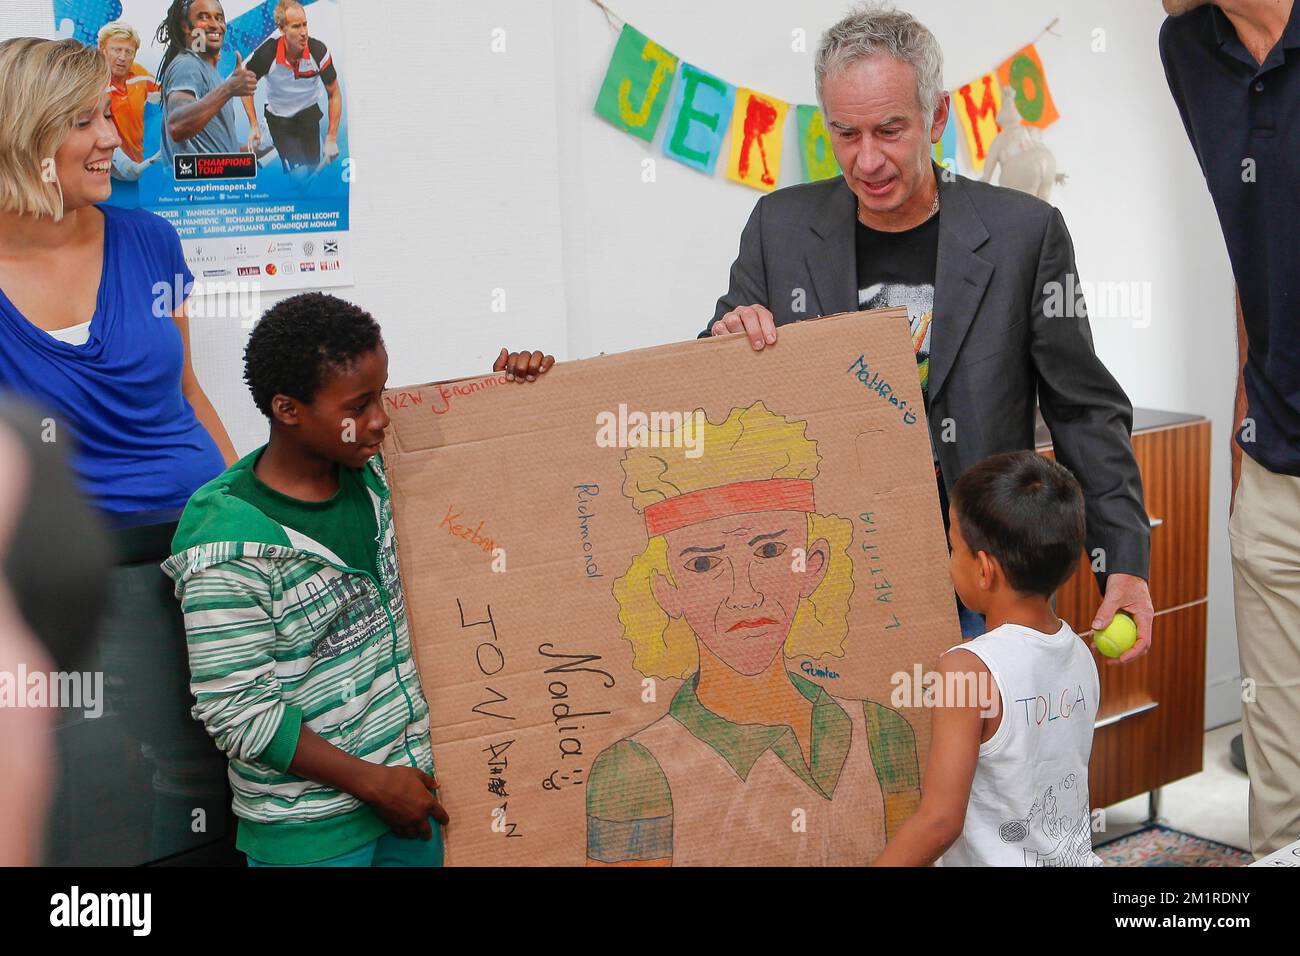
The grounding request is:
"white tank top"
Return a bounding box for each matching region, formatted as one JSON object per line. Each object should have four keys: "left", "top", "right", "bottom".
{"left": 939, "top": 621, "right": 1103, "bottom": 867}
{"left": 43, "top": 320, "right": 92, "bottom": 347}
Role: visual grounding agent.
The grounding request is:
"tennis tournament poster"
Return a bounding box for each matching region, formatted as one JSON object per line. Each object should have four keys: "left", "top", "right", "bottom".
{"left": 5, "top": 0, "right": 353, "bottom": 292}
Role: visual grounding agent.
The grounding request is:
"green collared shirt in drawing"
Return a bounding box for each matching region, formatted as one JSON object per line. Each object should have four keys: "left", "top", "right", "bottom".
{"left": 586, "top": 670, "right": 920, "bottom": 865}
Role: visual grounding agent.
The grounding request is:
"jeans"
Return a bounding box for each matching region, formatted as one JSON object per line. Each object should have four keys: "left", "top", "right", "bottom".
{"left": 246, "top": 820, "right": 445, "bottom": 867}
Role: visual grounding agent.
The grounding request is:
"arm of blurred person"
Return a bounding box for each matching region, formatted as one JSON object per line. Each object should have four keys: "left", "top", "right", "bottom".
{"left": 0, "top": 420, "right": 52, "bottom": 866}
{"left": 0, "top": 590, "right": 50, "bottom": 866}
{"left": 0, "top": 396, "right": 110, "bottom": 673}
{"left": 174, "top": 303, "right": 237, "bottom": 466}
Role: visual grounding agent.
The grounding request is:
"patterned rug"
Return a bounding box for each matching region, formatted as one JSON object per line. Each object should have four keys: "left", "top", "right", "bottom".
{"left": 1095, "top": 824, "right": 1254, "bottom": 867}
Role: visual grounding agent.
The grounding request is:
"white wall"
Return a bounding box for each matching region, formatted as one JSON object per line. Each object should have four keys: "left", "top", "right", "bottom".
{"left": 9, "top": 0, "right": 1243, "bottom": 729}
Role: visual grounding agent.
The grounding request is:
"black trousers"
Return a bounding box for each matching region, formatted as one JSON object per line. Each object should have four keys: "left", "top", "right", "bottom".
{"left": 265, "top": 102, "right": 324, "bottom": 170}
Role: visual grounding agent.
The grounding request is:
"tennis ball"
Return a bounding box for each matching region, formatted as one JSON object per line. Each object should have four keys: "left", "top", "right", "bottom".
{"left": 1094, "top": 612, "right": 1138, "bottom": 658}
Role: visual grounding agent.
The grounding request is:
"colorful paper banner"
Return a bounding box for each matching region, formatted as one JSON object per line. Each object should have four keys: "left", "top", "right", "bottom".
{"left": 953, "top": 72, "right": 1002, "bottom": 173}
{"left": 997, "top": 43, "right": 1059, "bottom": 128}
{"left": 593, "top": 24, "right": 679, "bottom": 143}
{"left": 933, "top": 109, "right": 959, "bottom": 174}
{"left": 796, "top": 105, "right": 841, "bottom": 182}
{"left": 662, "top": 62, "right": 736, "bottom": 173}
{"left": 725, "top": 88, "right": 789, "bottom": 192}
{"left": 592, "top": 19, "right": 1060, "bottom": 190}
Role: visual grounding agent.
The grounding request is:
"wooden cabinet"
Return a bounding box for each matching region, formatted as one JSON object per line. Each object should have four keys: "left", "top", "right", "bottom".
{"left": 1037, "top": 411, "right": 1211, "bottom": 810}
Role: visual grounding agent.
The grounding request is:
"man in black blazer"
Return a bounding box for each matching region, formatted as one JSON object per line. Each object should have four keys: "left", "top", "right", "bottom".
{"left": 705, "top": 5, "right": 1154, "bottom": 651}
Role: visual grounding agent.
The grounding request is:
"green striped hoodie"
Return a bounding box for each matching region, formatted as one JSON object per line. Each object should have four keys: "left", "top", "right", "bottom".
{"left": 161, "top": 449, "right": 434, "bottom": 865}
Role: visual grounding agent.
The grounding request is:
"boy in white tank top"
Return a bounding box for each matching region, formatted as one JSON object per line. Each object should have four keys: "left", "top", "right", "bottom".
{"left": 873, "top": 451, "right": 1104, "bottom": 867}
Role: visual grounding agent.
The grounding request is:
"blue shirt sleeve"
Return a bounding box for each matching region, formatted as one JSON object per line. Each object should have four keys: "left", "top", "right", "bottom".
{"left": 132, "top": 209, "right": 194, "bottom": 311}
{"left": 167, "top": 220, "right": 195, "bottom": 305}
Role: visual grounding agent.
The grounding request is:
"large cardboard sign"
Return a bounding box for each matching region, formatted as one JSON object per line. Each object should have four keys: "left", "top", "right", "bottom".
{"left": 382, "top": 309, "right": 960, "bottom": 866}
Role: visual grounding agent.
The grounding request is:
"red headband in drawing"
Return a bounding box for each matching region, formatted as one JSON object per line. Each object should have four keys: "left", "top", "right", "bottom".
{"left": 643, "top": 478, "right": 816, "bottom": 537}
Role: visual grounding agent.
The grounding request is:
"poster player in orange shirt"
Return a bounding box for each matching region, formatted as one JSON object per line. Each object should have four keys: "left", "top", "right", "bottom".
{"left": 97, "top": 21, "right": 161, "bottom": 181}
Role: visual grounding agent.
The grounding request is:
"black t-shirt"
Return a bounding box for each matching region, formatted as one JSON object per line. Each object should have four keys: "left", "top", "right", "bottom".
{"left": 855, "top": 213, "right": 949, "bottom": 519}
{"left": 855, "top": 214, "right": 939, "bottom": 402}
{"left": 1160, "top": 6, "right": 1300, "bottom": 474}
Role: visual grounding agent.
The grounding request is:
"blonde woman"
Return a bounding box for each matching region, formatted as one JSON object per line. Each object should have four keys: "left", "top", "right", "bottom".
{"left": 0, "top": 38, "right": 235, "bottom": 524}
{"left": 587, "top": 402, "right": 920, "bottom": 866}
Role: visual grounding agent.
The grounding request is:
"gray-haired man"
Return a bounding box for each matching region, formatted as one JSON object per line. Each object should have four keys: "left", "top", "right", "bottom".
{"left": 704, "top": 3, "right": 1155, "bottom": 647}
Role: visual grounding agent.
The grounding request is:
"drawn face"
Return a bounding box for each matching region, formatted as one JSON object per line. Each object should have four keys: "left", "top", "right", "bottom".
{"left": 822, "top": 55, "right": 947, "bottom": 218}
{"left": 652, "top": 510, "right": 829, "bottom": 676}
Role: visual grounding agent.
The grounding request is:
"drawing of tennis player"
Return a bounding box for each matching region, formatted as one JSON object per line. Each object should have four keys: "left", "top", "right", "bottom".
{"left": 586, "top": 401, "right": 921, "bottom": 866}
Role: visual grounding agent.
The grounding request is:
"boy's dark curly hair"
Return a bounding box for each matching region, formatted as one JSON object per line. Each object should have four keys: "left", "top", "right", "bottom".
{"left": 950, "top": 450, "right": 1086, "bottom": 597}
{"left": 243, "top": 292, "right": 383, "bottom": 417}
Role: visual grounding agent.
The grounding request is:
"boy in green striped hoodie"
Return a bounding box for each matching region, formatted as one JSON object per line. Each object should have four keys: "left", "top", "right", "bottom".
{"left": 163, "top": 293, "right": 552, "bottom": 866}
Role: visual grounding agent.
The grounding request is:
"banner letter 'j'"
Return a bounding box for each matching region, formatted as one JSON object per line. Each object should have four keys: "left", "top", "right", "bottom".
{"left": 594, "top": 25, "right": 679, "bottom": 143}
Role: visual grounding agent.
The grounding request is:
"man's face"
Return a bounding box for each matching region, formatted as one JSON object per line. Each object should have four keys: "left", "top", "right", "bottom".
{"left": 55, "top": 95, "right": 121, "bottom": 209}
{"left": 283, "top": 6, "right": 309, "bottom": 54}
{"left": 187, "top": 0, "right": 227, "bottom": 57}
{"left": 822, "top": 55, "right": 947, "bottom": 217}
{"left": 287, "top": 346, "right": 391, "bottom": 470}
{"left": 1162, "top": 0, "right": 1213, "bottom": 14}
{"left": 102, "top": 39, "right": 136, "bottom": 81}
{"left": 652, "top": 511, "right": 829, "bottom": 676}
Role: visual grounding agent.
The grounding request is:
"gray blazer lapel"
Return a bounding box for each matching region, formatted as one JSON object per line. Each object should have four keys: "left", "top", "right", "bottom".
{"left": 929, "top": 173, "right": 994, "bottom": 402}
{"left": 805, "top": 177, "right": 859, "bottom": 318}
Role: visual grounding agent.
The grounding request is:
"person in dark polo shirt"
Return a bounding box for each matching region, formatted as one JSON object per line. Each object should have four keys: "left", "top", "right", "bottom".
{"left": 1160, "top": 0, "right": 1300, "bottom": 858}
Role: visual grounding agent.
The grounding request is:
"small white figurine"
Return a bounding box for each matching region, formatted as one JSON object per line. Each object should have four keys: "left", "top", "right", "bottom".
{"left": 980, "top": 85, "right": 1067, "bottom": 201}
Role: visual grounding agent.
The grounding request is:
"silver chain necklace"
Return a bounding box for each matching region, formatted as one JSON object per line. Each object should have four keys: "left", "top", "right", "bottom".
{"left": 858, "top": 187, "right": 940, "bottom": 227}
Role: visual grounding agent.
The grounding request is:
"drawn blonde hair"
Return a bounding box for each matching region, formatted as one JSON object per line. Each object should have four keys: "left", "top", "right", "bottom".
{"left": 97, "top": 21, "right": 142, "bottom": 49}
{"left": 0, "top": 38, "right": 109, "bottom": 221}
{"left": 612, "top": 401, "right": 855, "bottom": 679}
